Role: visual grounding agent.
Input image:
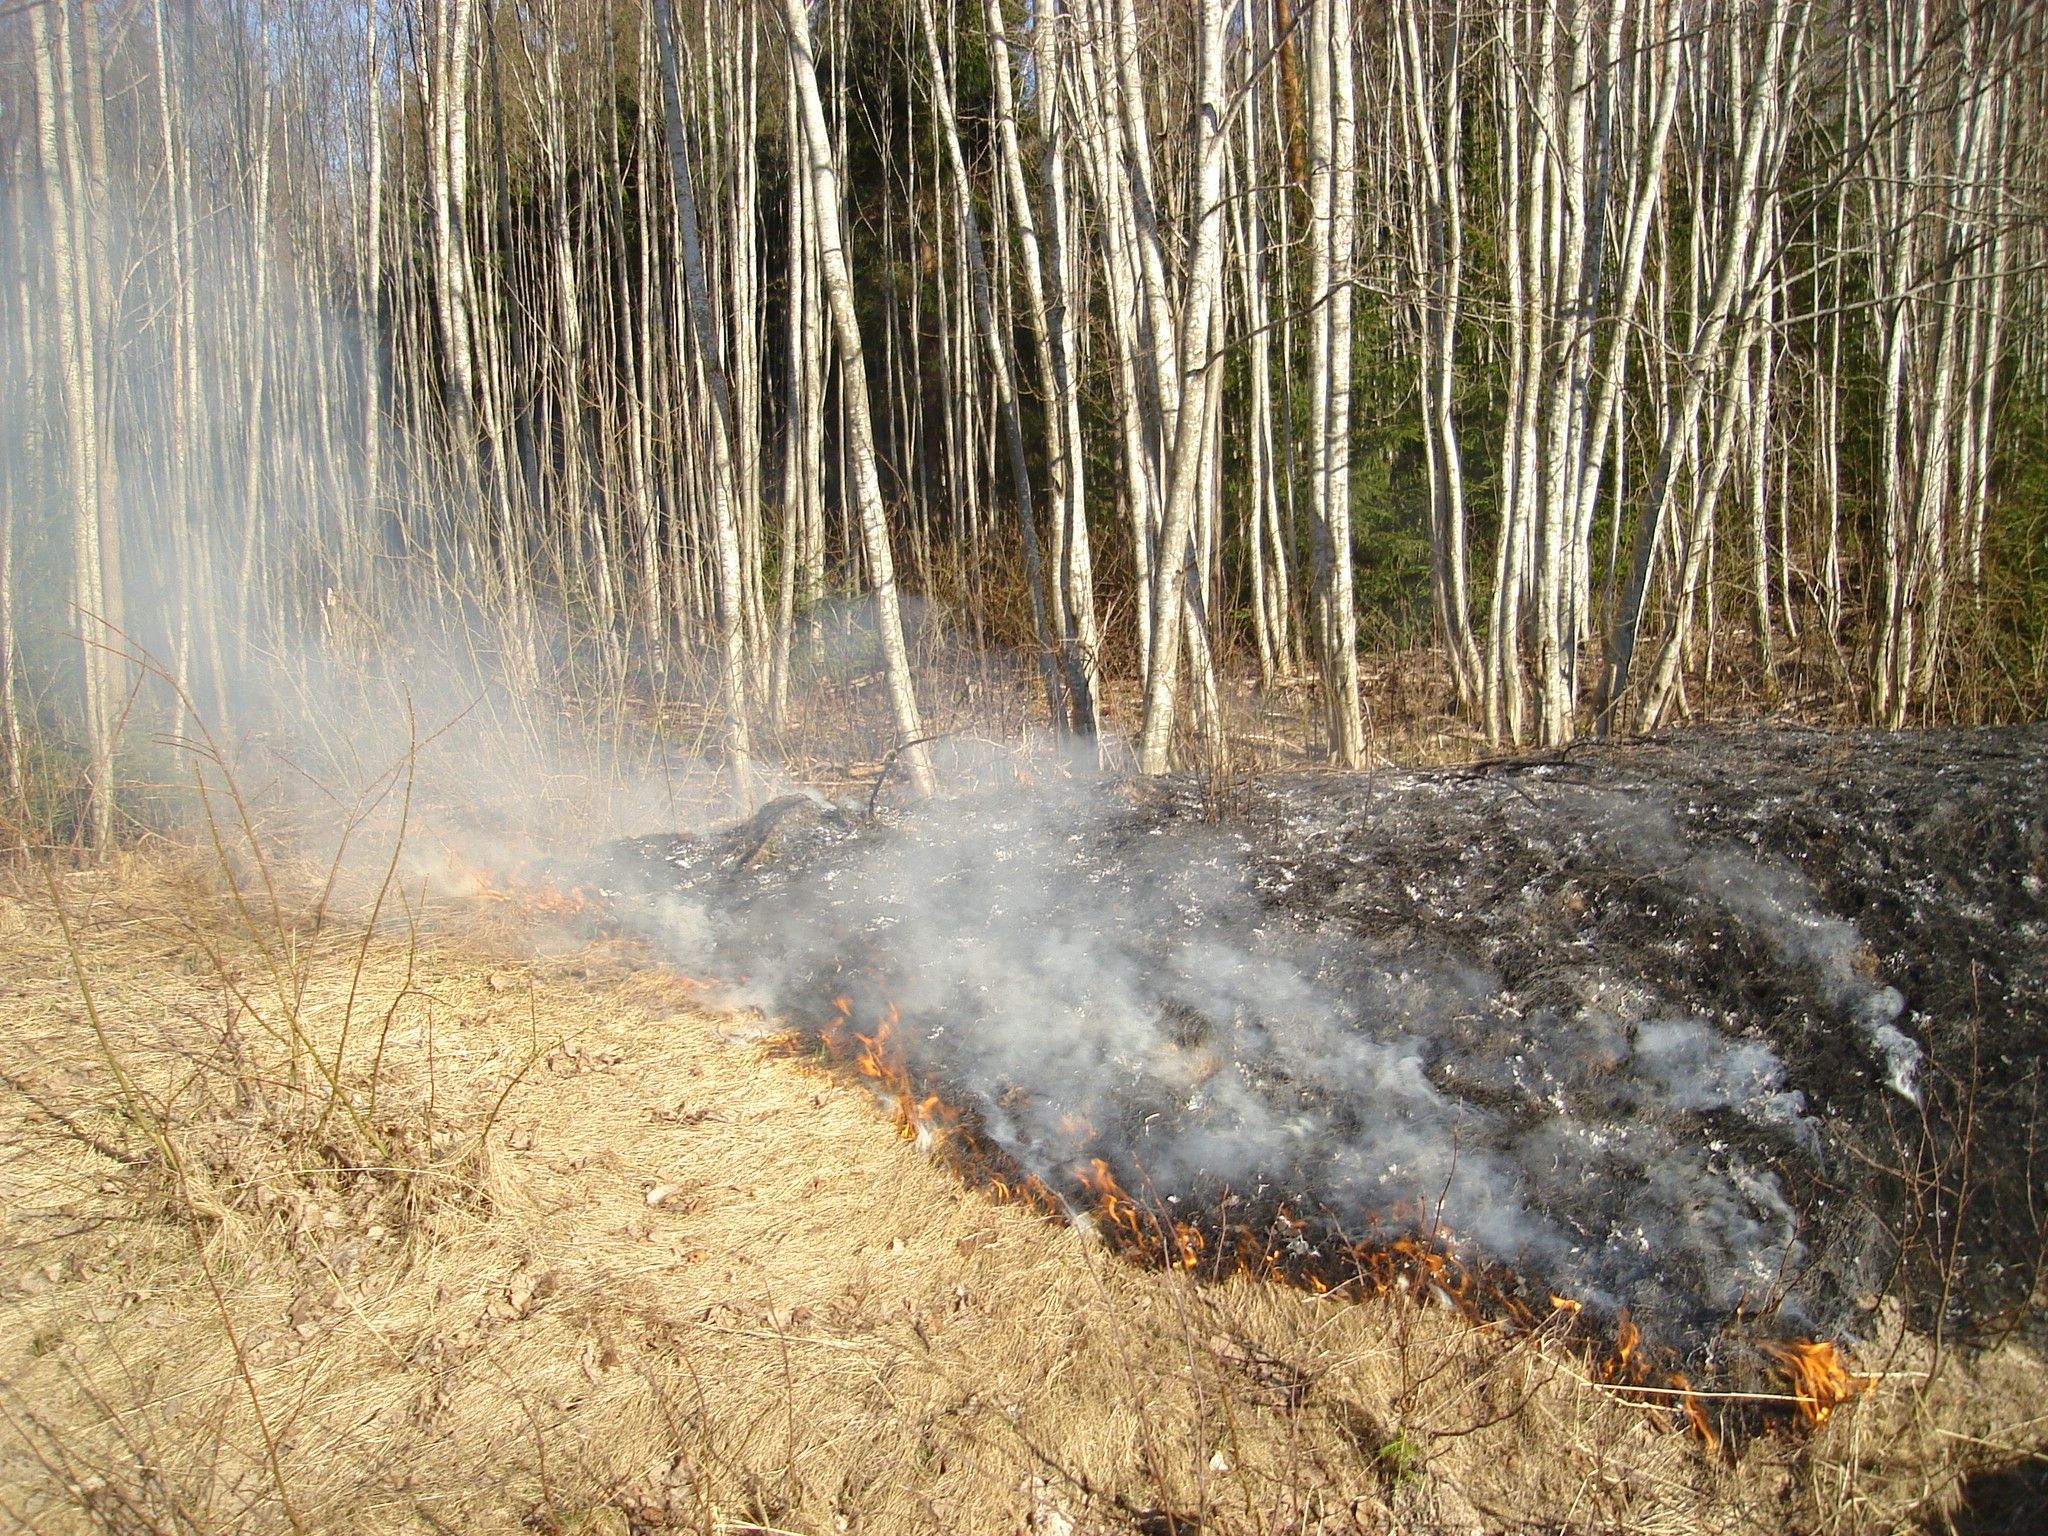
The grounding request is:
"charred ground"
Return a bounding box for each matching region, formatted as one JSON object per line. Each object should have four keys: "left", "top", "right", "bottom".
{"left": 596, "top": 726, "right": 2048, "bottom": 1379}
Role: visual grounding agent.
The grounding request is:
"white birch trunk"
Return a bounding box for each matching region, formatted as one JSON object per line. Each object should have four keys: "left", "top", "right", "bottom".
{"left": 772, "top": 0, "right": 934, "bottom": 796}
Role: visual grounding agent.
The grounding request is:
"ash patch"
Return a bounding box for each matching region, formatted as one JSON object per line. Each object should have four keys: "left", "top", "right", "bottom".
{"left": 595, "top": 727, "right": 2048, "bottom": 1352}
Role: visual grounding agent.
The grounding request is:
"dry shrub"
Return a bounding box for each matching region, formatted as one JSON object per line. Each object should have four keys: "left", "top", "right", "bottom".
{"left": 0, "top": 844, "right": 2040, "bottom": 1536}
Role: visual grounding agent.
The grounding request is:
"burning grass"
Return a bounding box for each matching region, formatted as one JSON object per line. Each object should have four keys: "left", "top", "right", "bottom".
{"left": 799, "top": 991, "right": 1869, "bottom": 1454}
{"left": 595, "top": 729, "right": 2048, "bottom": 1380}
{"left": 1, "top": 849, "right": 2040, "bottom": 1535}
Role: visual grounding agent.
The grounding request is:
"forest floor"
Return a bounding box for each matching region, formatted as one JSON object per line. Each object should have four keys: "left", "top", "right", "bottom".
{"left": 1, "top": 833, "right": 2042, "bottom": 1536}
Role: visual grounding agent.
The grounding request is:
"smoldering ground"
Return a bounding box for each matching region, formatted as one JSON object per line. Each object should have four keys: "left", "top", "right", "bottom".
{"left": 597, "top": 726, "right": 2048, "bottom": 1361}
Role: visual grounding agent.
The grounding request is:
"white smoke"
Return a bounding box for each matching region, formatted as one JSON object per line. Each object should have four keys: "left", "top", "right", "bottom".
{"left": 605, "top": 777, "right": 1887, "bottom": 1338}
{"left": 1565, "top": 786, "right": 1923, "bottom": 1104}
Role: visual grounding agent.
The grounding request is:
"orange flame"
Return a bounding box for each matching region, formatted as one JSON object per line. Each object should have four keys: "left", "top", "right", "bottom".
{"left": 1056, "top": 1110, "right": 1099, "bottom": 1145}
{"left": 823, "top": 1000, "right": 960, "bottom": 1148}
{"left": 1670, "top": 1373, "right": 1721, "bottom": 1453}
{"left": 1076, "top": 1157, "right": 1145, "bottom": 1241}
{"left": 441, "top": 848, "right": 599, "bottom": 917}
{"left": 799, "top": 990, "right": 1856, "bottom": 1450}
{"left": 1760, "top": 1339, "right": 1861, "bottom": 1425}
{"left": 1608, "top": 1311, "right": 1645, "bottom": 1384}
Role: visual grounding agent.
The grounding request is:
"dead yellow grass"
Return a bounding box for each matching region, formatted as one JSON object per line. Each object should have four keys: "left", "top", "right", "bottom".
{"left": 0, "top": 852, "right": 2038, "bottom": 1535}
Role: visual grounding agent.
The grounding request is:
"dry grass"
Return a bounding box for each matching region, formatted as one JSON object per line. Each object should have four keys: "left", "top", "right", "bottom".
{"left": 0, "top": 848, "right": 2039, "bottom": 1536}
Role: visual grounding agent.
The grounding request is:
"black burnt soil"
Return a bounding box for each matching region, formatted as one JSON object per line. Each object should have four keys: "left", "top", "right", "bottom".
{"left": 594, "top": 726, "right": 2048, "bottom": 1378}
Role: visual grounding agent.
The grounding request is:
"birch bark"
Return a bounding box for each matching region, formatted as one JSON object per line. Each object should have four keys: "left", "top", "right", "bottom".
{"left": 654, "top": 0, "right": 756, "bottom": 810}
{"left": 772, "top": 0, "right": 934, "bottom": 796}
{"left": 1136, "top": 0, "right": 1232, "bottom": 774}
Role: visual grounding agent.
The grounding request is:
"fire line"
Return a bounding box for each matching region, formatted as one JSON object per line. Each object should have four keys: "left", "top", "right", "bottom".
{"left": 800, "top": 992, "right": 1862, "bottom": 1447}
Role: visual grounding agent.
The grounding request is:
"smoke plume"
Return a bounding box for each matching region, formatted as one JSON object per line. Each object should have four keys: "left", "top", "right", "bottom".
{"left": 601, "top": 767, "right": 1921, "bottom": 1345}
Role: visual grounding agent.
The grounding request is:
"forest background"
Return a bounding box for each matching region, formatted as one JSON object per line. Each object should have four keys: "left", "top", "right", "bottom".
{"left": 4, "top": 0, "right": 2046, "bottom": 848}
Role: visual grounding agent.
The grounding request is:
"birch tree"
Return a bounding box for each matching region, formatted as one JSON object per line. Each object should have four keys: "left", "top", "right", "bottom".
{"left": 914, "top": 0, "right": 1060, "bottom": 728}
{"left": 31, "top": 0, "right": 116, "bottom": 849}
{"left": 1304, "top": 0, "right": 1366, "bottom": 765}
{"left": 1134, "top": 0, "right": 1234, "bottom": 775}
{"left": 1596, "top": 0, "right": 1808, "bottom": 736}
{"left": 771, "top": 0, "right": 935, "bottom": 796}
{"left": 4, "top": 0, "right": 2046, "bottom": 841}
{"left": 653, "top": 0, "right": 756, "bottom": 810}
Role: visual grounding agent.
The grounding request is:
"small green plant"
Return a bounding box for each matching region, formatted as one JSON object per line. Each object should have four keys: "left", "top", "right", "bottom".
{"left": 1377, "top": 1426, "right": 1425, "bottom": 1489}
